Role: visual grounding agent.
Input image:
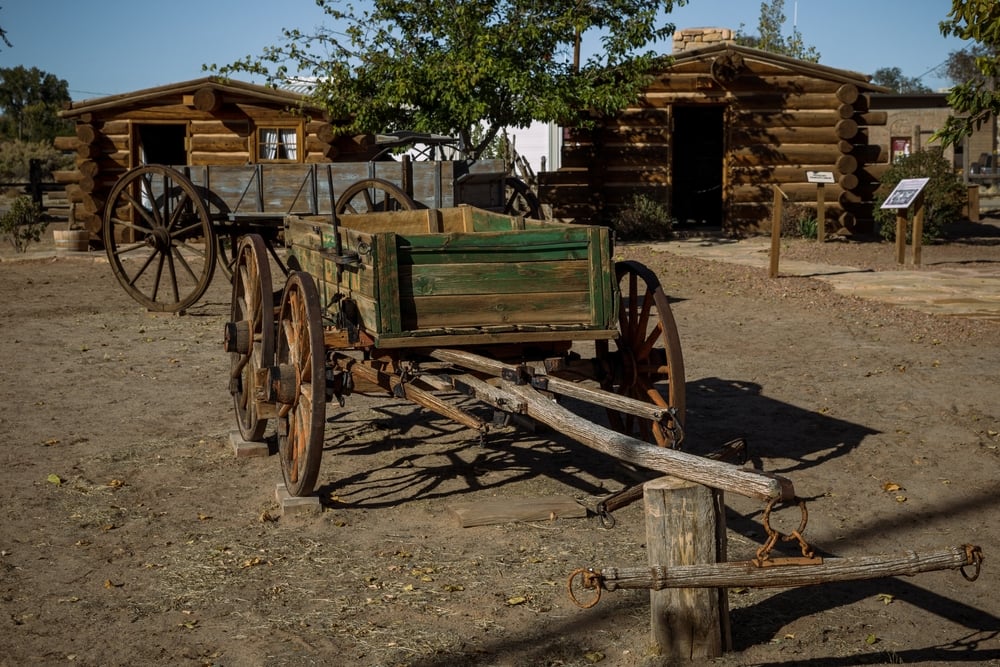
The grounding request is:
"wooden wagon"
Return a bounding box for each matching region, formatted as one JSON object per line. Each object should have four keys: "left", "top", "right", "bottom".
{"left": 221, "top": 203, "right": 811, "bottom": 504}
{"left": 102, "top": 135, "right": 541, "bottom": 313}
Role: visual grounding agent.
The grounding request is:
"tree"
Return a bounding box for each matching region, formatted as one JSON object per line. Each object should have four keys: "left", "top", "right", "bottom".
{"left": 871, "top": 66, "right": 933, "bottom": 94}
{"left": 211, "top": 0, "right": 688, "bottom": 158}
{"left": 0, "top": 65, "right": 72, "bottom": 142}
{"left": 934, "top": 0, "right": 1000, "bottom": 147}
{"left": 734, "top": 0, "right": 820, "bottom": 63}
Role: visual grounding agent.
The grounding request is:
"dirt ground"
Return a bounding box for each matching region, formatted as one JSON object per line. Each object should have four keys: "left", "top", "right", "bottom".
{"left": 1, "top": 225, "right": 999, "bottom": 667}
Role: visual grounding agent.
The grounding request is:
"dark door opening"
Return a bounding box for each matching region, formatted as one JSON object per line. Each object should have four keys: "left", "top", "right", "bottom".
{"left": 136, "top": 124, "right": 188, "bottom": 166}
{"left": 672, "top": 106, "right": 724, "bottom": 227}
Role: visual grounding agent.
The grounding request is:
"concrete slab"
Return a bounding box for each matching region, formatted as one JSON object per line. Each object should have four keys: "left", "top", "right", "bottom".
{"left": 229, "top": 430, "right": 270, "bottom": 458}
{"left": 275, "top": 483, "right": 322, "bottom": 517}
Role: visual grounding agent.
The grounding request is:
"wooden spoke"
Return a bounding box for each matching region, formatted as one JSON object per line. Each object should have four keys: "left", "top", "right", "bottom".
{"left": 227, "top": 235, "right": 275, "bottom": 442}
{"left": 596, "top": 260, "right": 686, "bottom": 447}
{"left": 275, "top": 272, "right": 326, "bottom": 497}
{"left": 335, "top": 178, "right": 418, "bottom": 215}
{"left": 103, "top": 165, "right": 217, "bottom": 313}
{"left": 503, "top": 177, "right": 543, "bottom": 220}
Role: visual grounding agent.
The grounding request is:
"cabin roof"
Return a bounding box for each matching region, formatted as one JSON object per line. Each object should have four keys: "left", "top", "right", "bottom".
{"left": 667, "top": 42, "right": 893, "bottom": 93}
{"left": 60, "top": 76, "right": 316, "bottom": 118}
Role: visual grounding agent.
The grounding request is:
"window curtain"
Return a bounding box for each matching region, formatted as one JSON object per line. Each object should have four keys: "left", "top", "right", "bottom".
{"left": 279, "top": 129, "right": 297, "bottom": 160}
{"left": 260, "top": 128, "right": 278, "bottom": 160}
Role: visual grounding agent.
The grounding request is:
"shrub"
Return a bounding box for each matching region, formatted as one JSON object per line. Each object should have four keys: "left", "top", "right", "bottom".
{"left": 780, "top": 202, "right": 819, "bottom": 239}
{"left": 1, "top": 195, "right": 46, "bottom": 252}
{"left": 873, "top": 148, "right": 966, "bottom": 243}
{"left": 0, "top": 139, "right": 74, "bottom": 182}
{"left": 611, "top": 193, "right": 674, "bottom": 241}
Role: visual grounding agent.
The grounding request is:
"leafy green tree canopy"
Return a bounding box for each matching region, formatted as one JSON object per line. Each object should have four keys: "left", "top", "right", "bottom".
{"left": 935, "top": 0, "right": 1000, "bottom": 146}
{"left": 211, "top": 0, "right": 687, "bottom": 158}
{"left": 734, "top": 0, "right": 820, "bottom": 63}
{"left": 0, "top": 65, "right": 72, "bottom": 142}
{"left": 871, "top": 66, "right": 933, "bottom": 94}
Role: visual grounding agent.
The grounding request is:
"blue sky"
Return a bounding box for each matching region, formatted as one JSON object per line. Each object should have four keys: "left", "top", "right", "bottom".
{"left": 1, "top": 0, "right": 971, "bottom": 101}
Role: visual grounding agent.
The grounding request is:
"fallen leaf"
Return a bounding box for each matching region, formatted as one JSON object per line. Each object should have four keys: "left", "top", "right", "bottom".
{"left": 506, "top": 595, "right": 527, "bottom": 605}
{"left": 103, "top": 580, "right": 123, "bottom": 589}
{"left": 197, "top": 513, "right": 212, "bottom": 521}
{"left": 442, "top": 584, "right": 465, "bottom": 592}
{"left": 895, "top": 495, "right": 907, "bottom": 503}
{"left": 106, "top": 479, "right": 125, "bottom": 488}
{"left": 877, "top": 593, "right": 895, "bottom": 605}
{"left": 882, "top": 481, "right": 902, "bottom": 492}
{"left": 42, "top": 438, "right": 60, "bottom": 446}
{"left": 47, "top": 473, "right": 63, "bottom": 485}
{"left": 865, "top": 633, "right": 878, "bottom": 645}
{"left": 584, "top": 651, "right": 605, "bottom": 663}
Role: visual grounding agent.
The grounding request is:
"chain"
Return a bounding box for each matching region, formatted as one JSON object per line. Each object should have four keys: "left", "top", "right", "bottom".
{"left": 753, "top": 497, "right": 819, "bottom": 566}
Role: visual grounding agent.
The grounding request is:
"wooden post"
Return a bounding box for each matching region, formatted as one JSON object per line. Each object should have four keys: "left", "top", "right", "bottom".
{"left": 816, "top": 182, "right": 826, "bottom": 242}
{"left": 895, "top": 210, "right": 907, "bottom": 265}
{"left": 968, "top": 184, "right": 980, "bottom": 223}
{"left": 912, "top": 192, "right": 925, "bottom": 266}
{"left": 769, "top": 186, "right": 784, "bottom": 278}
{"left": 645, "top": 477, "right": 730, "bottom": 659}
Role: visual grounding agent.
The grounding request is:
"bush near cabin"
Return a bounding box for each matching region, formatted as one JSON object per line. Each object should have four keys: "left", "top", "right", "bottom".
{"left": 873, "top": 148, "right": 966, "bottom": 244}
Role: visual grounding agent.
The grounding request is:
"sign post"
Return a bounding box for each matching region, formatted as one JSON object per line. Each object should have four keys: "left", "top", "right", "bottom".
{"left": 806, "top": 171, "right": 835, "bottom": 242}
{"left": 879, "top": 177, "right": 930, "bottom": 266}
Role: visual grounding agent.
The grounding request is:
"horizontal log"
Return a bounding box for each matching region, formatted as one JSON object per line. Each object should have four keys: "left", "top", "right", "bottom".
{"left": 53, "top": 135, "right": 78, "bottom": 152}
{"left": 730, "top": 126, "right": 843, "bottom": 145}
{"left": 836, "top": 83, "right": 859, "bottom": 104}
{"left": 731, "top": 143, "right": 847, "bottom": 166}
{"left": 52, "top": 170, "right": 81, "bottom": 184}
{"left": 593, "top": 544, "right": 981, "bottom": 590}
{"left": 193, "top": 86, "right": 222, "bottom": 112}
{"left": 732, "top": 183, "right": 846, "bottom": 204}
{"left": 76, "top": 124, "right": 96, "bottom": 144}
{"left": 857, "top": 111, "right": 888, "bottom": 126}
{"left": 731, "top": 109, "right": 854, "bottom": 128}
{"left": 835, "top": 119, "right": 858, "bottom": 140}
{"left": 188, "top": 134, "right": 250, "bottom": 153}
{"left": 189, "top": 119, "right": 251, "bottom": 135}
{"left": 190, "top": 151, "right": 255, "bottom": 166}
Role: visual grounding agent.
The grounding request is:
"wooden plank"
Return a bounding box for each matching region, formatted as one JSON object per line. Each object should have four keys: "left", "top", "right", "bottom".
{"left": 449, "top": 496, "right": 588, "bottom": 527}
{"left": 402, "top": 291, "right": 593, "bottom": 329}
{"left": 374, "top": 232, "right": 401, "bottom": 334}
{"left": 401, "top": 260, "right": 591, "bottom": 297}
{"left": 373, "top": 328, "right": 617, "bottom": 349}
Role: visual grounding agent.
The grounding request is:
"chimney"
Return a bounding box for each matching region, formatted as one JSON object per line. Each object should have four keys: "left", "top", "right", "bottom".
{"left": 672, "top": 27, "right": 736, "bottom": 53}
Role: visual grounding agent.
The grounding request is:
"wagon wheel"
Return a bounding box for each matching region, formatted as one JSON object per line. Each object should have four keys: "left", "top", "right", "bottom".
{"left": 596, "top": 260, "right": 686, "bottom": 447}
{"left": 225, "top": 234, "right": 275, "bottom": 442}
{"left": 102, "top": 165, "right": 217, "bottom": 312}
{"left": 275, "top": 272, "right": 326, "bottom": 497}
{"left": 504, "top": 176, "right": 543, "bottom": 220}
{"left": 335, "top": 178, "right": 418, "bottom": 215}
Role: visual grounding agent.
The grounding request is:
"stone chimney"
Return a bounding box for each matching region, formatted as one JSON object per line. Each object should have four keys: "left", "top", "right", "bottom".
{"left": 672, "top": 27, "right": 736, "bottom": 53}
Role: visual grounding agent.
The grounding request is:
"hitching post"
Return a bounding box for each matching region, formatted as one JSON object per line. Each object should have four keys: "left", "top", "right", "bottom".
{"left": 645, "top": 477, "right": 730, "bottom": 659}
{"left": 769, "top": 186, "right": 786, "bottom": 278}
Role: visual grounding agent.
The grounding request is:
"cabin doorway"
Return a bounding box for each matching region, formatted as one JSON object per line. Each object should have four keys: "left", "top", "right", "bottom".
{"left": 134, "top": 123, "right": 188, "bottom": 167}
{"left": 671, "top": 106, "right": 724, "bottom": 228}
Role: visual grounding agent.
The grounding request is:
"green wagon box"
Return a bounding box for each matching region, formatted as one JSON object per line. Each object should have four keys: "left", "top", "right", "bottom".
{"left": 284, "top": 206, "right": 619, "bottom": 349}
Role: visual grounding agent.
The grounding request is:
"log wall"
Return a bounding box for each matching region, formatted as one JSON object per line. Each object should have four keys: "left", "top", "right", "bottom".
{"left": 539, "top": 50, "right": 889, "bottom": 234}
{"left": 59, "top": 86, "right": 365, "bottom": 236}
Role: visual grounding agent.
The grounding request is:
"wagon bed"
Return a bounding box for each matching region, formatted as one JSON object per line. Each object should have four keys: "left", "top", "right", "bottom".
{"left": 284, "top": 206, "right": 617, "bottom": 349}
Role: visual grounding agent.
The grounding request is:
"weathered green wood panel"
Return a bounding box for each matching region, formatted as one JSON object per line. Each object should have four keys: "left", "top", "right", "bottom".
{"left": 402, "top": 292, "right": 593, "bottom": 330}
{"left": 401, "top": 260, "right": 590, "bottom": 297}
{"left": 284, "top": 207, "right": 618, "bottom": 344}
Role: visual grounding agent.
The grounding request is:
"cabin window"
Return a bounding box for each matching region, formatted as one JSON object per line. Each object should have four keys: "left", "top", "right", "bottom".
{"left": 257, "top": 126, "right": 300, "bottom": 162}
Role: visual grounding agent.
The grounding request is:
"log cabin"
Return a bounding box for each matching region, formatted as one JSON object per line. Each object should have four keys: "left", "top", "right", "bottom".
{"left": 55, "top": 77, "right": 372, "bottom": 236}
{"left": 539, "top": 28, "right": 894, "bottom": 235}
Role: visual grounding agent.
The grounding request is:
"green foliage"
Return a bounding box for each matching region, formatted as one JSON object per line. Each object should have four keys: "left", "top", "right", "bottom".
{"left": 210, "top": 0, "right": 688, "bottom": 158}
{"left": 735, "top": 0, "right": 820, "bottom": 62}
{"left": 871, "top": 66, "right": 933, "bottom": 94}
{"left": 611, "top": 193, "right": 673, "bottom": 240}
{"left": 935, "top": 1, "right": 1000, "bottom": 146}
{"left": 0, "top": 195, "right": 45, "bottom": 252}
{"left": 0, "top": 140, "right": 73, "bottom": 181}
{"left": 780, "top": 202, "right": 818, "bottom": 238}
{"left": 0, "top": 66, "right": 72, "bottom": 142}
{"left": 873, "top": 148, "right": 966, "bottom": 243}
